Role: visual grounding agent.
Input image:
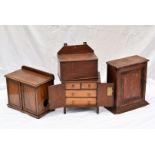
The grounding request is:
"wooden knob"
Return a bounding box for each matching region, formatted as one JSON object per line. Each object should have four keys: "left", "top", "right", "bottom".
{"left": 72, "top": 93, "right": 74, "bottom": 96}
{"left": 72, "top": 84, "right": 74, "bottom": 88}
{"left": 88, "top": 84, "right": 91, "bottom": 88}
{"left": 88, "top": 93, "right": 91, "bottom": 96}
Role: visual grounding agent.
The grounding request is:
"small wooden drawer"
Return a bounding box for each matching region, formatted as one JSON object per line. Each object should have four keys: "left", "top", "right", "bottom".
{"left": 81, "top": 83, "right": 97, "bottom": 89}
{"left": 66, "top": 98, "right": 96, "bottom": 106}
{"left": 65, "top": 83, "right": 80, "bottom": 89}
{"left": 65, "top": 90, "right": 97, "bottom": 97}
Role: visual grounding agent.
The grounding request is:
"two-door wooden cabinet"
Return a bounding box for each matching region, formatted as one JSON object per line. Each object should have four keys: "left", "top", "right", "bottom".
{"left": 48, "top": 74, "right": 114, "bottom": 113}
{"left": 106, "top": 55, "right": 149, "bottom": 114}
{"left": 57, "top": 42, "right": 98, "bottom": 81}
{"left": 5, "top": 66, "right": 54, "bottom": 118}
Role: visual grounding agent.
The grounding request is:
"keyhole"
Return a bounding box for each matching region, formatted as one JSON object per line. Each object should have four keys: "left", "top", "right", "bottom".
{"left": 43, "top": 99, "right": 48, "bottom": 107}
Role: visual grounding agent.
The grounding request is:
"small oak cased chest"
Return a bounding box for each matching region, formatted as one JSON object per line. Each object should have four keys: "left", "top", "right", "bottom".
{"left": 48, "top": 73, "right": 114, "bottom": 113}
{"left": 57, "top": 42, "right": 98, "bottom": 81}
{"left": 5, "top": 66, "right": 54, "bottom": 118}
{"left": 106, "top": 55, "right": 149, "bottom": 114}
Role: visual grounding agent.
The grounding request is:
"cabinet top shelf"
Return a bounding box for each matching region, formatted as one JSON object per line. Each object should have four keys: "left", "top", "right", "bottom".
{"left": 106, "top": 55, "right": 149, "bottom": 69}
{"left": 5, "top": 66, "right": 54, "bottom": 87}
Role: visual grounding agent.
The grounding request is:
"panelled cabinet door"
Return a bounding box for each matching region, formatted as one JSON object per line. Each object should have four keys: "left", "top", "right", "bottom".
{"left": 120, "top": 68, "right": 144, "bottom": 104}
{"left": 48, "top": 84, "right": 65, "bottom": 110}
{"left": 6, "top": 79, "right": 22, "bottom": 110}
{"left": 22, "top": 84, "right": 37, "bottom": 115}
{"left": 97, "top": 83, "right": 114, "bottom": 107}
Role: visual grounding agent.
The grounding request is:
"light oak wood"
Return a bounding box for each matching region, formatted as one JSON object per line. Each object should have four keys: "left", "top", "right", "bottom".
{"left": 81, "top": 83, "right": 97, "bottom": 89}
{"left": 65, "top": 83, "right": 80, "bottom": 89}
{"left": 66, "top": 98, "right": 96, "bottom": 105}
{"left": 66, "top": 90, "right": 96, "bottom": 97}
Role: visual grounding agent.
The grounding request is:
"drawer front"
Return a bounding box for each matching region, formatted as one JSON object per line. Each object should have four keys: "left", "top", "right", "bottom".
{"left": 66, "top": 98, "right": 96, "bottom": 106}
{"left": 66, "top": 90, "right": 97, "bottom": 97}
{"left": 65, "top": 83, "right": 80, "bottom": 89}
{"left": 81, "top": 83, "right": 97, "bottom": 89}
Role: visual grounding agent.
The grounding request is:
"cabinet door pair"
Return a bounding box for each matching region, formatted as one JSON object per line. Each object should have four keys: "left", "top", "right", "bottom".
{"left": 48, "top": 83, "right": 114, "bottom": 110}
{"left": 7, "top": 79, "right": 37, "bottom": 114}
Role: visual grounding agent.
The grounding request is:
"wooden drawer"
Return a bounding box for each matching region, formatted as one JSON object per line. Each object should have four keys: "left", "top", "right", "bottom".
{"left": 81, "top": 83, "right": 97, "bottom": 89}
{"left": 66, "top": 90, "right": 96, "bottom": 97}
{"left": 66, "top": 98, "right": 96, "bottom": 106}
{"left": 65, "top": 83, "right": 80, "bottom": 89}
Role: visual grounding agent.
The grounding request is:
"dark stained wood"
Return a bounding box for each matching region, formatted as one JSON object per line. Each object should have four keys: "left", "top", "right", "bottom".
{"left": 5, "top": 66, "right": 54, "bottom": 87}
{"left": 6, "top": 79, "right": 22, "bottom": 110}
{"left": 106, "top": 55, "right": 149, "bottom": 114}
{"left": 97, "top": 83, "right": 114, "bottom": 107}
{"left": 57, "top": 42, "right": 98, "bottom": 81}
{"left": 48, "top": 84, "right": 65, "bottom": 110}
{"left": 5, "top": 66, "right": 54, "bottom": 118}
{"left": 58, "top": 53, "right": 97, "bottom": 62}
{"left": 107, "top": 55, "right": 149, "bottom": 69}
{"left": 58, "top": 42, "right": 94, "bottom": 55}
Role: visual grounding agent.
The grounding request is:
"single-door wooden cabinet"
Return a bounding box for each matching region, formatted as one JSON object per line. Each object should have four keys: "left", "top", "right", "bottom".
{"left": 5, "top": 66, "right": 54, "bottom": 118}
{"left": 106, "top": 55, "right": 149, "bottom": 114}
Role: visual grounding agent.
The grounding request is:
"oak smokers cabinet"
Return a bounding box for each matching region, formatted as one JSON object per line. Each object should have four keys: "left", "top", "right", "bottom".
{"left": 57, "top": 42, "right": 98, "bottom": 81}
{"left": 48, "top": 74, "right": 114, "bottom": 113}
{"left": 106, "top": 55, "right": 149, "bottom": 114}
{"left": 5, "top": 66, "right": 54, "bottom": 118}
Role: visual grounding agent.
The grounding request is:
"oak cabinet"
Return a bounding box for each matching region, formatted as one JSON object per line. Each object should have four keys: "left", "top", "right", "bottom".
{"left": 48, "top": 75, "right": 114, "bottom": 114}
{"left": 106, "top": 55, "right": 149, "bottom": 114}
{"left": 5, "top": 66, "right": 54, "bottom": 118}
{"left": 57, "top": 42, "right": 98, "bottom": 81}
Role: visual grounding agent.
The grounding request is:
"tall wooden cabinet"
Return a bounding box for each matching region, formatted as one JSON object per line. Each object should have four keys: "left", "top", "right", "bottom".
{"left": 106, "top": 55, "right": 149, "bottom": 114}
{"left": 5, "top": 66, "right": 54, "bottom": 118}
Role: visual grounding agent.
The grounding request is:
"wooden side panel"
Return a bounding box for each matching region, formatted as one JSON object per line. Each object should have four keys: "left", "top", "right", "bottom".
{"left": 6, "top": 79, "right": 22, "bottom": 109}
{"left": 36, "top": 82, "right": 52, "bottom": 115}
{"left": 22, "top": 84, "right": 37, "bottom": 114}
{"left": 48, "top": 84, "right": 65, "bottom": 110}
{"left": 97, "top": 83, "right": 114, "bottom": 107}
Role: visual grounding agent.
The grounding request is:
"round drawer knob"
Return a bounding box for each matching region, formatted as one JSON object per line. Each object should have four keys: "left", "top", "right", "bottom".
{"left": 72, "top": 84, "right": 74, "bottom": 88}
{"left": 88, "top": 93, "right": 91, "bottom": 96}
{"left": 88, "top": 84, "right": 91, "bottom": 88}
{"left": 72, "top": 93, "right": 74, "bottom": 96}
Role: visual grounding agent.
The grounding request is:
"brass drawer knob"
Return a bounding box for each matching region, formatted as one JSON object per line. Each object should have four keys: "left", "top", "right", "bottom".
{"left": 87, "top": 93, "right": 91, "bottom": 96}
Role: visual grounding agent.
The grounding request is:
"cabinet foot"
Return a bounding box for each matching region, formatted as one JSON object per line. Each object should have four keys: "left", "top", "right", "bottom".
{"left": 96, "top": 106, "right": 99, "bottom": 114}
{"left": 64, "top": 107, "right": 66, "bottom": 114}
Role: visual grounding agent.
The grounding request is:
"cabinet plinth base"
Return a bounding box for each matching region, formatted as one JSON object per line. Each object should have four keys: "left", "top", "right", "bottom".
{"left": 7, "top": 104, "right": 51, "bottom": 119}
{"left": 105, "top": 100, "right": 149, "bottom": 114}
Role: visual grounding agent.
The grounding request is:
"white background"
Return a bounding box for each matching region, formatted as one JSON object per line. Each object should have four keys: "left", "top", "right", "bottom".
{"left": 0, "top": 1, "right": 155, "bottom": 155}
{"left": 0, "top": 25, "right": 155, "bottom": 129}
